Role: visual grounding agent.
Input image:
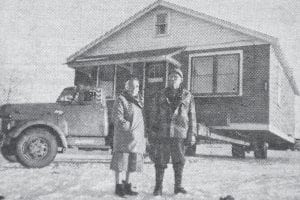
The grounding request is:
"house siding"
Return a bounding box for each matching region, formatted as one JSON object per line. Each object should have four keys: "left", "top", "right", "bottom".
{"left": 84, "top": 6, "right": 256, "bottom": 57}
{"left": 269, "top": 48, "right": 295, "bottom": 136}
{"left": 178, "top": 44, "right": 270, "bottom": 126}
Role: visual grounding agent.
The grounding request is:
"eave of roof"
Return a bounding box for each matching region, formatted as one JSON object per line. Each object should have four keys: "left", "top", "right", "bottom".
{"left": 75, "top": 46, "right": 184, "bottom": 62}
{"left": 66, "top": 0, "right": 161, "bottom": 64}
{"left": 272, "top": 43, "right": 299, "bottom": 95}
{"left": 69, "top": 46, "right": 185, "bottom": 68}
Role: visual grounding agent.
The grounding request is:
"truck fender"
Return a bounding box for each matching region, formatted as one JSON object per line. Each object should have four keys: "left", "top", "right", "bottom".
{"left": 8, "top": 120, "right": 68, "bottom": 148}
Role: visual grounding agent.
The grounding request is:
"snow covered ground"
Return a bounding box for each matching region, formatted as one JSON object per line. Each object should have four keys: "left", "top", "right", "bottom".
{"left": 1, "top": 144, "right": 300, "bottom": 200}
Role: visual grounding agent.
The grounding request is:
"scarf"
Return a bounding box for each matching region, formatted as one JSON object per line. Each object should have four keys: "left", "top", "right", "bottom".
{"left": 165, "top": 85, "right": 184, "bottom": 112}
{"left": 122, "top": 91, "right": 143, "bottom": 108}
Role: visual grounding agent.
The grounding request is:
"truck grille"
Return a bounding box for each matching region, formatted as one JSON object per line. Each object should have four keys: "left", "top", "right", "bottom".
{"left": 1, "top": 120, "right": 9, "bottom": 132}
{"left": 0, "top": 119, "right": 11, "bottom": 146}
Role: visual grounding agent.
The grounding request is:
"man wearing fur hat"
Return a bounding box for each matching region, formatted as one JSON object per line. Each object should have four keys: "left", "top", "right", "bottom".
{"left": 149, "top": 67, "right": 197, "bottom": 196}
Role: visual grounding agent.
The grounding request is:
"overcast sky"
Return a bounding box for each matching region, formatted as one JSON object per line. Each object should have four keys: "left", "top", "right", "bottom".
{"left": 0, "top": 0, "right": 300, "bottom": 101}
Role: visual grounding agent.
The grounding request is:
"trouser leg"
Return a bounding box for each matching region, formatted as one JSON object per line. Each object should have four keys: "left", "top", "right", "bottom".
{"left": 173, "top": 163, "right": 187, "bottom": 194}
{"left": 152, "top": 138, "right": 170, "bottom": 196}
{"left": 153, "top": 165, "right": 165, "bottom": 196}
{"left": 170, "top": 138, "right": 187, "bottom": 194}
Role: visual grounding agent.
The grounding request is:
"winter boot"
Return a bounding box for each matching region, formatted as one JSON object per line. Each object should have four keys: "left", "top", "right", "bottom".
{"left": 174, "top": 164, "right": 187, "bottom": 195}
{"left": 153, "top": 167, "right": 164, "bottom": 196}
{"left": 122, "top": 181, "right": 138, "bottom": 195}
{"left": 115, "top": 183, "right": 126, "bottom": 197}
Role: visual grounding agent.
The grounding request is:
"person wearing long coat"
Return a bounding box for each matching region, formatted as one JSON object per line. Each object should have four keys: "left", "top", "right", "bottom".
{"left": 149, "top": 67, "right": 197, "bottom": 196}
{"left": 110, "top": 76, "right": 146, "bottom": 197}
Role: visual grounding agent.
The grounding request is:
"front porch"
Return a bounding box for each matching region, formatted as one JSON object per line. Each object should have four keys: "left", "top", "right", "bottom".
{"left": 68, "top": 47, "right": 185, "bottom": 100}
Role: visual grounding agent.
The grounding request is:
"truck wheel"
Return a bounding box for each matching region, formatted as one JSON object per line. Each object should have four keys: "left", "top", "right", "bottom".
{"left": 254, "top": 141, "right": 268, "bottom": 159}
{"left": 16, "top": 128, "right": 58, "bottom": 168}
{"left": 232, "top": 144, "right": 245, "bottom": 159}
{"left": 1, "top": 145, "right": 17, "bottom": 162}
{"left": 185, "top": 144, "right": 197, "bottom": 156}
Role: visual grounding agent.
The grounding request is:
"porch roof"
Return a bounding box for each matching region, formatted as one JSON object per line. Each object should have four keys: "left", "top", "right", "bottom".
{"left": 68, "top": 46, "right": 185, "bottom": 68}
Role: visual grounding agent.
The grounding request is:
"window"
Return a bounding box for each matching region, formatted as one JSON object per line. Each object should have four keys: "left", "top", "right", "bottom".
{"left": 98, "top": 65, "right": 115, "bottom": 99}
{"left": 190, "top": 51, "right": 242, "bottom": 96}
{"left": 57, "top": 87, "right": 77, "bottom": 103}
{"left": 155, "top": 13, "right": 168, "bottom": 35}
{"left": 148, "top": 63, "right": 164, "bottom": 80}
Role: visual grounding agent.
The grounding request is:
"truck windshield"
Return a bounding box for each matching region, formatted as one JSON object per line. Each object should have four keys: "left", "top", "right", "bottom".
{"left": 56, "top": 87, "right": 76, "bottom": 103}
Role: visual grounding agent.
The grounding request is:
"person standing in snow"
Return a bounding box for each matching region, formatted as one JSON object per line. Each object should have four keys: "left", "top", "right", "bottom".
{"left": 110, "top": 76, "right": 146, "bottom": 197}
{"left": 149, "top": 67, "right": 197, "bottom": 196}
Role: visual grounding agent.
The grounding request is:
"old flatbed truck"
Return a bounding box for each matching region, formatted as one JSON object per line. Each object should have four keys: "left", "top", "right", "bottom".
{"left": 0, "top": 86, "right": 110, "bottom": 168}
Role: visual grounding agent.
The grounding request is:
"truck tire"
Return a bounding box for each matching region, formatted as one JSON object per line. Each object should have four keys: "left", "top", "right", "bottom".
{"left": 254, "top": 141, "right": 268, "bottom": 159}
{"left": 16, "top": 128, "right": 58, "bottom": 168}
{"left": 232, "top": 144, "right": 245, "bottom": 159}
{"left": 1, "top": 145, "right": 17, "bottom": 162}
{"left": 185, "top": 144, "right": 197, "bottom": 156}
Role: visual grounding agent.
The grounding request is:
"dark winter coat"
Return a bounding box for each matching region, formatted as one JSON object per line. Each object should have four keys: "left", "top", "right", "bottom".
{"left": 112, "top": 92, "right": 146, "bottom": 154}
{"left": 149, "top": 87, "right": 197, "bottom": 142}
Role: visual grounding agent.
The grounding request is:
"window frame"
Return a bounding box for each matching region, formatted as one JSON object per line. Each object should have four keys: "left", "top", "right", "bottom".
{"left": 97, "top": 65, "right": 116, "bottom": 100}
{"left": 154, "top": 11, "right": 170, "bottom": 37}
{"left": 188, "top": 50, "right": 243, "bottom": 97}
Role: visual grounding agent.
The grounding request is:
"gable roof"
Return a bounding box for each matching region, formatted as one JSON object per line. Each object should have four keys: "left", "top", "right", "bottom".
{"left": 66, "top": 0, "right": 299, "bottom": 95}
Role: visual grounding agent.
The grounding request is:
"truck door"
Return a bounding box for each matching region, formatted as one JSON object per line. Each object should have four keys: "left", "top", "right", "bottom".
{"left": 59, "top": 89, "right": 107, "bottom": 137}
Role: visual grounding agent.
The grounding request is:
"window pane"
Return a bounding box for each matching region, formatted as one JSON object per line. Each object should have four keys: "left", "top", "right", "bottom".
{"left": 217, "top": 54, "right": 239, "bottom": 74}
{"left": 147, "top": 63, "right": 164, "bottom": 78}
{"left": 192, "top": 57, "right": 213, "bottom": 75}
{"left": 216, "top": 74, "right": 238, "bottom": 93}
{"left": 216, "top": 54, "right": 239, "bottom": 93}
{"left": 192, "top": 75, "right": 213, "bottom": 93}
{"left": 98, "top": 65, "right": 114, "bottom": 99}
{"left": 156, "top": 13, "right": 167, "bottom": 24}
{"left": 156, "top": 24, "right": 167, "bottom": 35}
{"left": 191, "top": 56, "right": 213, "bottom": 94}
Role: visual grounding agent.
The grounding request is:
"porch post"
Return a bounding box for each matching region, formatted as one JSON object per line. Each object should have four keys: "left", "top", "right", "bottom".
{"left": 113, "top": 64, "right": 117, "bottom": 99}
{"left": 142, "top": 62, "right": 146, "bottom": 97}
{"left": 96, "top": 66, "right": 100, "bottom": 87}
{"left": 165, "top": 62, "right": 169, "bottom": 87}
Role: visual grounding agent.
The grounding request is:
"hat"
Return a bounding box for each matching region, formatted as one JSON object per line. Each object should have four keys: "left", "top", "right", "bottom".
{"left": 169, "top": 68, "right": 183, "bottom": 78}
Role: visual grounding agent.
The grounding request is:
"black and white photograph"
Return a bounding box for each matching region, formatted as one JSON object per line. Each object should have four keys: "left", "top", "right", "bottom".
{"left": 1, "top": 0, "right": 300, "bottom": 199}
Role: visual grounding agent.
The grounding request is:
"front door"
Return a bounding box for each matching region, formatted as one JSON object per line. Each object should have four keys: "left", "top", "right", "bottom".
{"left": 144, "top": 62, "right": 167, "bottom": 128}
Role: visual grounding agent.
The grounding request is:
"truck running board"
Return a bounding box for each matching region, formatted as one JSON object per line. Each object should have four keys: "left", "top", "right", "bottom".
{"left": 67, "top": 137, "right": 109, "bottom": 149}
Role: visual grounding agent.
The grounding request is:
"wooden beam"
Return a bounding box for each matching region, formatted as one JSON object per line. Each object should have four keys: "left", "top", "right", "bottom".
{"left": 197, "top": 123, "right": 250, "bottom": 146}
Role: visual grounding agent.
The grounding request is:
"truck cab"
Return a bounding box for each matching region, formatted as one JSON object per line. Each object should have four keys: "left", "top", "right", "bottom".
{"left": 0, "top": 86, "right": 109, "bottom": 168}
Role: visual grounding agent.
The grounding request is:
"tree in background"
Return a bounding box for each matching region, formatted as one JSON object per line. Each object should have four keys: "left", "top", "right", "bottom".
{"left": 0, "top": 69, "right": 28, "bottom": 105}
